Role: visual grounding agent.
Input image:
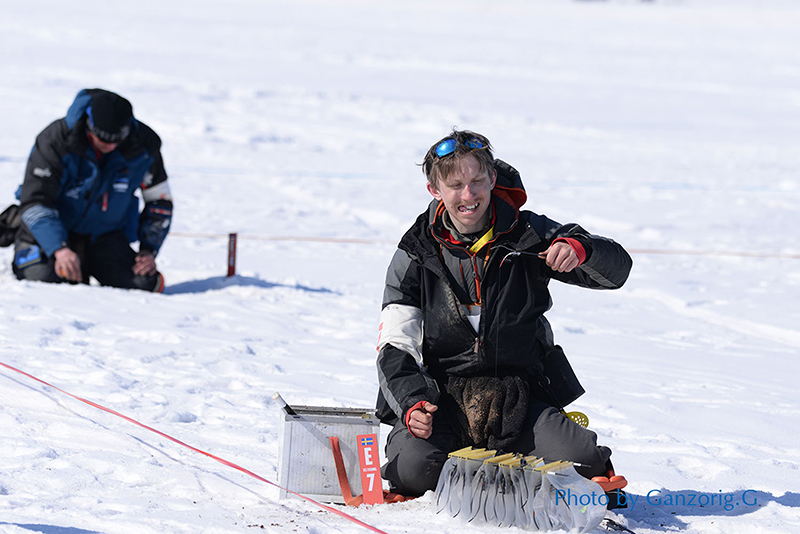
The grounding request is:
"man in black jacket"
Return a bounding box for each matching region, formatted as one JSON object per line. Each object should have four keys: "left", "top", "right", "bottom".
{"left": 11, "top": 88, "right": 172, "bottom": 291}
{"left": 376, "top": 130, "right": 633, "bottom": 496}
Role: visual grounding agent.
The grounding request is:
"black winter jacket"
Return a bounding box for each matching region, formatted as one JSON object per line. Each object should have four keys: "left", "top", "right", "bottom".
{"left": 375, "top": 160, "right": 632, "bottom": 426}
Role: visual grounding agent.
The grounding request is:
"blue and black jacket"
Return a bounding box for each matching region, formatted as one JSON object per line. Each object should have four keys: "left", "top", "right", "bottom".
{"left": 17, "top": 88, "right": 173, "bottom": 258}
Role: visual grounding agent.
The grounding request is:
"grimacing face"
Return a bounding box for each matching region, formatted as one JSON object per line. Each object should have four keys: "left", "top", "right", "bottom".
{"left": 427, "top": 154, "right": 497, "bottom": 235}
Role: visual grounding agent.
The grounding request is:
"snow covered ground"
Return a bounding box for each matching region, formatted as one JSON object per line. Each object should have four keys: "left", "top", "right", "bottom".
{"left": 1, "top": 0, "right": 799, "bottom": 532}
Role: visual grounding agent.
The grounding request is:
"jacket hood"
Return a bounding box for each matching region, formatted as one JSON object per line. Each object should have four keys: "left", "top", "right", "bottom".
{"left": 492, "top": 159, "right": 527, "bottom": 210}
{"left": 65, "top": 89, "right": 97, "bottom": 130}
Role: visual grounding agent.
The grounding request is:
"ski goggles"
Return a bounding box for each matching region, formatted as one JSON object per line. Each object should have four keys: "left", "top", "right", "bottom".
{"left": 434, "top": 136, "right": 485, "bottom": 158}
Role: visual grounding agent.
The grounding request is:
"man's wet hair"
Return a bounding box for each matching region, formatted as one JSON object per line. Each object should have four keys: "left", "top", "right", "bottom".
{"left": 422, "top": 129, "right": 494, "bottom": 187}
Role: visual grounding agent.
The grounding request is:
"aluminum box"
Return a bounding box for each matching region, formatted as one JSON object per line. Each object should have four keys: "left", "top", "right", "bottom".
{"left": 277, "top": 405, "right": 381, "bottom": 503}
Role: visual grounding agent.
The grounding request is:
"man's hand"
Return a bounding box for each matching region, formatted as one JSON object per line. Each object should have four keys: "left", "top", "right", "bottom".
{"left": 408, "top": 402, "right": 438, "bottom": 439}
{"left": 539, "top": 241, "right": 580, "bottom": 273}
{"left": 133, "top": 250, "right": 157, "bottom": 276}
{"left": 54, "top": 247, "right": 82, "bottom": 282}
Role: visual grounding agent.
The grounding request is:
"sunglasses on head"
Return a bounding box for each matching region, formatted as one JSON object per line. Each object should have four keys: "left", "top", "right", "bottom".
{"left": 434, "top": 136, "right": 485, "bottom": 158}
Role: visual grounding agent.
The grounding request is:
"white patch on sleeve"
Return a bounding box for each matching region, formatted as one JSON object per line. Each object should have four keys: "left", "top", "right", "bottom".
{"left": 142, "top": 180, "right": 173, "bottom": 202}
{"left": 21, "top": 204, "right": 59, "bottom": 228}
{"left": 378, "top": 303, "right": 424, "bottom": 365}
{"left": 33, "top": 167, "right": 52, "bottom": 178}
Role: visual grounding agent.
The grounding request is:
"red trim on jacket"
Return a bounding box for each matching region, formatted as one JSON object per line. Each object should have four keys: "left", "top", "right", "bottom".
{"left": 492, "top": 183, "right": 527, "bottom": 211}
{"left": 405, "top": 400, "right": 427, "bottom": 437}
{"left": 86, "top": 130, "right": 102, "bottom": 160}
{"left": 553, "top": 237, "right": 587, "bottom": 265}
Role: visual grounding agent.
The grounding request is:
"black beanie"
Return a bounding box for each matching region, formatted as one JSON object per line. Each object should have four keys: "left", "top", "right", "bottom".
{"left": 87, "top": 91, "right": 133, "bottom": 143}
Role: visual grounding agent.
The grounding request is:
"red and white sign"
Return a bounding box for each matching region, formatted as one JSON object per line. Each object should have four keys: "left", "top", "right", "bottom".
{"left": 356, "top": 433, "right": 384, "bottom": 505}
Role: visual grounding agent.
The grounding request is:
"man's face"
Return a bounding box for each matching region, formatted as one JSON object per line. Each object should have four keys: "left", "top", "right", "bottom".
{"left": 88, "top": 132, "right": 120, "bottom": 154}
{"left": 427, "top": 154, "right": 496, "bottom": 235}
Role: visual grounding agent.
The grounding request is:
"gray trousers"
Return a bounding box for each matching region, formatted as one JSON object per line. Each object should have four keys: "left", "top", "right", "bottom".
{"left": 381, "top": 399, "right": 612, "bottom": 497}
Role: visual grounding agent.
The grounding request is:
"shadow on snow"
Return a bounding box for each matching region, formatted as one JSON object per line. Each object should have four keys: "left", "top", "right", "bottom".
{"left": 622, "top": 489, "right": 800, "bottom": 531}
{"left": 0, "top": 523, "right": 103, "bottom": 534}
{"left": 163, "top": 274, "right": 337, "bottom": 295}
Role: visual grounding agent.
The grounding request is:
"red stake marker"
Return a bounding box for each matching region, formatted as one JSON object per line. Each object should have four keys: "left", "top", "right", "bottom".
{"left": 227, "top": 233, "right": 237, "bottom": 277}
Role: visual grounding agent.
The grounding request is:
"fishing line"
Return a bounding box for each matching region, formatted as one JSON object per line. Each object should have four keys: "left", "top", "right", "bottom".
{"left": 169, "top": 232, "right": 800, "bottom": 259}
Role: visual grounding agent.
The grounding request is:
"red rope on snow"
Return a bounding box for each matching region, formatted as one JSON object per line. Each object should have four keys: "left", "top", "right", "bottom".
{"left": 171, "top": 231, "right": 392, "bottom": 245}
{"left": 0, "top": 360, "right": 389, "bottom": 534}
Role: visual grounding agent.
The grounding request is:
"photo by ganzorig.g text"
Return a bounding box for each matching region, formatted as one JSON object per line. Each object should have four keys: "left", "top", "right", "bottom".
{"left": 555, "top": 488, "right": 760, "bottom": 512}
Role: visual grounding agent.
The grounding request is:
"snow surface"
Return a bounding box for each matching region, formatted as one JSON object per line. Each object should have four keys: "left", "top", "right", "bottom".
{"left": 1, "top": 0, "right": 800, "bottom": 533}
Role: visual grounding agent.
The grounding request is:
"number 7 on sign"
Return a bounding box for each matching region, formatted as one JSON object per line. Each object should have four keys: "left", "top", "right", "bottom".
{"left": 357, "top": 433, "right": 384, "bottom": 505}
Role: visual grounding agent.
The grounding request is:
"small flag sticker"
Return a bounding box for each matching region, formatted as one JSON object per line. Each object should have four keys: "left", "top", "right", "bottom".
{"left": 360, "top": 436, "right": 374, "bottom": 446}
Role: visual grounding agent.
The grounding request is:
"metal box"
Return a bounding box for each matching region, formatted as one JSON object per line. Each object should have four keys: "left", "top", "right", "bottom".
{"left": 277, "top": 405, "right": 381, "bottom": 503}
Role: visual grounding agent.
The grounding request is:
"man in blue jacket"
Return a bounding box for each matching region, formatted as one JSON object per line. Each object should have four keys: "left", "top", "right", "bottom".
{"left": 12, "top": 88, "right": 172, "bottom": 292}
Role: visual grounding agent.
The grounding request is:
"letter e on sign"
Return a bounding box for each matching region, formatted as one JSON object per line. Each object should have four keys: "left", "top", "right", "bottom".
{"left": 357, "top": 433, "right": 384, "bottom": 505}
